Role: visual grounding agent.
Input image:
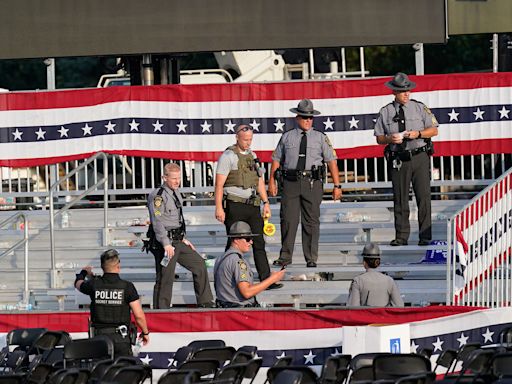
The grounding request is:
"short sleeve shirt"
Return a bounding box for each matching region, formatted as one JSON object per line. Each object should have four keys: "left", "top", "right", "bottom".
{"left": 147, "top": 185, "right": 184, "bottom": 246}
{"left": 272, "top": 128, "right": 337, "bottom": 170}
{"left": 374, "top": 99, "right": 439, "bottom": 151}
{"left": 213, "top": 248, "right": 255, "bottom": 306}
{"left": 216, "top": 148, "right": 260, "bottom": 199}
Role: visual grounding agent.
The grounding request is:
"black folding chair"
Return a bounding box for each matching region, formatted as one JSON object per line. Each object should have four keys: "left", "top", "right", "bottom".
{"left": 178, "top": 358, "right": 220, "bottom": 377}
{"left": 267, "top": 366, "right": 319, "bottom": 384}
{"left": 108, "top": 365, "right": 149, "bottom": 384}
{"left": 434, "top": 349, "right": 458, "bottom": 378}
{"left": 63, "top": 337, "right": 114, "bottom": 369}
{"left": 187, "top": 340, "right": 226, "bottom": 351}
{"left": 158, "top": 369, "right": 201, "bottom": 384}
{"left": 273, "top": 370, "right": 303, "bottom": 384}
{"left": 395, "top": 372, "right": 436, "bottom": 384}
{"left": 349, "top": 352, "right": 389, "bottom": 382}
{"left": 0, "top": 374, "right": 26, "bottom": 384}
{"left": 214, "top": 363, "right": 246, "bottom": 384}
{"left": 373, "top": 354, "right": 432, "bottom": 381}
{"left": 191, "top": 346, "right": 237, "bottom": 365}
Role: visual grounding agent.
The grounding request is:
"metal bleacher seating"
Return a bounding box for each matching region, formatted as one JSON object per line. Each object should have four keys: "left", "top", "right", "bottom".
{"left": 0, "top": 199, "right": 466, "bottom": 310}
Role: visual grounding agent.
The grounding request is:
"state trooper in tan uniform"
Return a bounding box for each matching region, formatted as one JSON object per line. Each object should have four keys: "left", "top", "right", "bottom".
{"left": 146, "top": 163, "right": 214, "bottom": 309}
{"left": 374, "top": 73, "right": 439, "bottom": 246}
{"left": 214, "top": 124, "right": 282, "bottom": 290}
{"left": 268, "top": 99, "right": 342, "bottom": 267}
{"left": 347, "top": 243, "right": 404, "bottom": 307}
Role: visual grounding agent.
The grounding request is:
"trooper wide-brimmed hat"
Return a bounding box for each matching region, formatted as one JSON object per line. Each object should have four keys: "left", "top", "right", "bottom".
{"left": 227, "top": 221, "right": 258, "bottom": 238}
{"left": 290, "top": 99, "right": 321, "bottom": 117}
{"left": 385, "top": 72, "right": 416, "bottom": 91}
{"left": 361, "top": 243, "right": 381, "bottom": 259}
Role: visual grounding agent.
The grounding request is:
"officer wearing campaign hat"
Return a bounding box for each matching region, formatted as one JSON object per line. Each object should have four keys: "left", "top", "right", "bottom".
{"left": 346, "top": 243, "right": 404, "bottom": 307}
{"left": 374, "top": 73, "right": 439, "bottom": 247}
{"left": 268, "top": 99, "right": 342, "bottom": 268}
{"left": 213, "top": 221, "right": 286, "bottom": 308}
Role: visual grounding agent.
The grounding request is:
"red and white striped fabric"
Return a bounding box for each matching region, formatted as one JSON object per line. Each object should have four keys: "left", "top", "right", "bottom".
{"left": 0, "top": 72, "right": 511, "bottom": 167}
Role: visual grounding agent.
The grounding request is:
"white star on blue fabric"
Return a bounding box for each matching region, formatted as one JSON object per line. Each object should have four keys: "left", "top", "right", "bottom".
{"left": 35, "top": 127, "right": 46, "bottom": 140}
{"left": 12, "top": 128, "right": 23, "bottom": 141}
{"left": 104, "top": 121, "right": 116, "bottom": 133}
{"left": 152, "top": 120, "right": 163, "bottom": 132}
{"left": 432, "top": 337, "right": 444, "bottom": 352}
{"left": 482, "top": 327, "right": 494, "bottom": 343}
{"left": 167, "top": 358, "right": 175, "bottom": 367}
{"left": 303, "top": 350, "right": 316, "bottom": 365}
{"left": 139, "top": 354, "right": 153, "bottom": 365}
{"left": 410, "top": 341, "right": 419, "bottom": 354}
{"left": 58, "top": 126, "right": 69, "bottom": 138}
{"left": 177, "top": 120, "right": 187, "bottom": 133}
{"left": 448, "top": 109, "right": 460, "bottom": 122}
{"left": 331, "top": 348, "right": 343, "bottom": 357}
{"left": 276, "top": 351, "right": 287, "bottom": 359}
{"left": 82, "top": 123, "right": 93, "bottom": 136}
{"left": 498, "top": 106, "right": 510, "bottom": 119}
{"left": 457, "top": 332, "right": 469, "bottom": 347}
{"left": 273, "top": 119, "right": 285, "bottom": 132}
{"left": 249, "top": 119, "right": 260, "bottom": 132}
{"left": 473, "top": 108, "right": 485, "bottom": 121}
{"left": 323, "top": 117, "right": 335, "bottom": 130}
{"left": 225, "top": 120, "right": 236, "bottom": 133}
{"left": 201, "top": 120, "right": 212, "bottom": 133}
{"left": 348, "top": 116, "right": 359, "bottom": 129}
{"left": 129, "top": 119, "right": 140, "bottom": 131}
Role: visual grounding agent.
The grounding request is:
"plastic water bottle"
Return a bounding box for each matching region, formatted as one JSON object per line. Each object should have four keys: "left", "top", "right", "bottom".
{"left": 132, "top": 338, "right": 143, "bottom": 356}
{"left": 160, "top": 253, "right": 170, "bottom": 267}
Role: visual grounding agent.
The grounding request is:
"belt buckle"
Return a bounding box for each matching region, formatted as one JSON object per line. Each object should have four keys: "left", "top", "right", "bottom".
{"left": 117, "top": 325, "right": 128, "bottom": 337}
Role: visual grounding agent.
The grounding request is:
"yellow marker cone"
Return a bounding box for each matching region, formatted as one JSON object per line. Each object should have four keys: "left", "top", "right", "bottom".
{"left": 263, "top": 219, "right": 276, "bottom": 237}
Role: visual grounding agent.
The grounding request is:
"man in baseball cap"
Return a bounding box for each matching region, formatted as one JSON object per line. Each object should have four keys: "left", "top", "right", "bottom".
{"left": 346, "top": 243, "right": 404, "bottom": 307}
{"left": 213, "top": 221, "right": 286, "bottom": 308}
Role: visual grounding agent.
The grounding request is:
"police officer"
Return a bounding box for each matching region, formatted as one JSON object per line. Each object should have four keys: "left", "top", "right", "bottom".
{"left": 268, "top": 99, "right": 342, "bottom": 267}
{"left": 75, "top": 249, "right": 150, "bottom": 357}
{"left": 146, "top": 163, "right": 214, "bottom": 309}
{"left": 215, "top": 124, "right": 282, "bottom": 290}
{"left": 213, "top": 221, "right": 286, "bottom": 308}
{"left": 346, "top": 243, "right": 404, "bottom": 307}
{"left": 374, "top": 73, "right": 439, "bottom": 246}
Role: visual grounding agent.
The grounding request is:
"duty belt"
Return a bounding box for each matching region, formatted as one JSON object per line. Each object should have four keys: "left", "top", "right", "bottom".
{"left": 94, "top": 324, "right": 129, "bottom": 338}
{"left": 225, "top": 194, "right": 261, "bottom": 207}
{"left": 215, "top": 299, "right": 259, "bottom": 308}
{"left": 282, "top": 169, "right": 320, "bottom": 181}
{"left": 167, "top": 228, "right": 185, "bottom": 241}
{"left": 392, "top": 145, "right": 428, "bottom": 161}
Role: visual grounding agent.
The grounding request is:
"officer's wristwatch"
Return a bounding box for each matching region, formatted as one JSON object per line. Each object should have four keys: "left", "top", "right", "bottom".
{"left": 262, "top": 200, "right": 269, "bottom": 204}
{"left": 333, "top": 184, "right": 342, "bottom": 189}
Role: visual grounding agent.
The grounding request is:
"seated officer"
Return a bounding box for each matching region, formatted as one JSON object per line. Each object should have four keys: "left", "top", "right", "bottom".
{"left": 214, "top": 221, "right": 286, "bottom": 308}
{"left": 75, "top": 249, "right": 150, "bottom": 357}
{"left": 346, "top": 243, "right": 404, "bottom": 307}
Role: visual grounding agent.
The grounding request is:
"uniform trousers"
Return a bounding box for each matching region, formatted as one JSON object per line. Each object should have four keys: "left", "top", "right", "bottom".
{"left": 151, "top": 241, "right": 213, "bottom": 308}
{"left": 389, "top": 151, "right": 432, "bottom": 242}
{"left": 279, "top": 178, "right": 323, "bottom": 264}
{"left": 224, "top": 200, "right": 270, "bottom": 280}
{"left": 94, "top": 328, "right": 132, "bottom": 358}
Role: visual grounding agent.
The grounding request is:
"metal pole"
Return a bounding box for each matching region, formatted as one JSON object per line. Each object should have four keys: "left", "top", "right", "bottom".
{"left": 142, "top": 54, "right": 154, "bottom": 85}
{"left": 49, "top": 188, "right": 57, "bottom": 288}
{"left": 103, "top": 158, "right": 109, "bottom": 246}
{"left": 492, "top": 33, "right": 499, "bottom": 73}
{"left": 45, "top": 58, "right": 56, "bottom": 90}
{"left": 308, "top": 49, "right": 315, "bottom": 77}
{"left": 359, "top": 47, "right": 366, "bottom": 78}
{"left": 23, "top": 214, "right": 29, "bottom": 304}
{"left": 341, "top": 48, "right": 347, "bottom": 79}
{"left": 413, "top": 43, "right": 424, "bottom": 75}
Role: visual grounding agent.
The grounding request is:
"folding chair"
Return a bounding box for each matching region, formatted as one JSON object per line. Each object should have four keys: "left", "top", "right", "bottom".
{"left": 107, "top": 365, "right": 149, "bottom": 384}
{"left": 157, "top": 369, "right": 201, "bottom": 384}
{"left": 273, "top": 370, "right": 303, "bottom": 384}
{"left": 178, "top": 358, "right": 220, "bottom": 377}
{"left": 63, "top": 337, "right": 114, "bottom": 369}
{"left": 187, "top": 339, "right": 226, "bottom": 351}
{"left": 433, "top": 349, "right": 458, "bottom": 377}
{"left": 191, "top": 346, "right": 236, "bottom": 365}
{"left": 349, "top": 352, "right": 389, "bottom": 382}
{"left": 395, "top": 372, "right": 436, "bottom": 384}
{"left": 373, "top": 354, "right": 432, "bottom": 381}
{"left": 490, "top": 352, "right": 512, "bottom": 380}
{"left": 267, "top": 366, "right": 319, "bottom": 384}
{"left": 214, "top": 363, "right": 247, "bottom": 384}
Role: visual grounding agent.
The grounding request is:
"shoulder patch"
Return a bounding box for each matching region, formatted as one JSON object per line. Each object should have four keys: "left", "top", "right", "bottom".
{"left": 154, "top": 196, "right": 163, "bottom": 208}
{"left": 238, "top": 260, "right": 248, "bottom": 271}
{"left": 424, "top": 105, "right": 438, "bottom": 125}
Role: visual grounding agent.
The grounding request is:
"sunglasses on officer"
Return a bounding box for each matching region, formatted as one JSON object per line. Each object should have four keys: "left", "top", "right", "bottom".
{"left": 299, "top": 116, "right": 314, "bottom": 120}
{"left": 236, "top": 125, "right": 254, "bottom": 133}
{"left": 237, "top": 237, "right": 253, "bottom": 242}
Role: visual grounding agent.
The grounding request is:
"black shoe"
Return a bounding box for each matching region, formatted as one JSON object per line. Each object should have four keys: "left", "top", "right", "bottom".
{"left": 390, "top": 239, "right": 408, "bottom": 246}
{"left": 266, "top": 283, "right": 283, "bottom": 290}
{"left": 198, "top": 302, "right": 215, "bottom": 308}
{"left": 418, "top": 239, "right": 431, "bottom": 246}
{"left": 273, "top": 259, "right": 291, "bottom": 267}
{"left": 306, "top": 261, "right": 317, "bottom": 268}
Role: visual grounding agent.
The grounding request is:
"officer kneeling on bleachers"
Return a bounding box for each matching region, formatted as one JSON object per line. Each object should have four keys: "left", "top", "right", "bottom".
{"left": 347, "top": 243, "right": 404, "bottom": 307}
{"left": 214, "top": 221, "right": 286, "bottom": 308}
{"left": 75, "top": 249, "right": 150, "bottom": 357}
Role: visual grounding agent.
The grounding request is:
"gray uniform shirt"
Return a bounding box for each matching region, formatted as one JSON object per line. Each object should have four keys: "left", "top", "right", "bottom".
{"left": 213, "top": 247, "right": 255, "bottom": 306}
{"left": 216, "top": 148, "right": 262, "bottom": 199}
{"left": 347, "top": 269, "right": 404, "bottom": 307}
{"left": 374, "top": 99, "right": 439, "bottom": 152}
{"left": 147, "top": 184, "right": 184, "bottom": 247}
{"left": 272, "top": 127, "right": 337, "bottom": 170}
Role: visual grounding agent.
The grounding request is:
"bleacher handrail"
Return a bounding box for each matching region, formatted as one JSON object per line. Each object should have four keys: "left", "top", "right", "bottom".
{"left": 447, "top": 167, "right": 512, "bottom": 306}
{"left": 49, "top": 152, "right": 109, "bottom": 288}
{"left": 0, "top": 212, "right": 29, "bottom": 302}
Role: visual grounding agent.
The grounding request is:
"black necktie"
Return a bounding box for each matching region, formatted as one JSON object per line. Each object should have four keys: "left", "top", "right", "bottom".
{"left": 398, "top": 105, "right": 406, "bottom": 132}
{"left": 172, "top": 189, "right": 186, "bottom": 232}
{"left": 297, "top": 132, "right": 307, "bottom": 171}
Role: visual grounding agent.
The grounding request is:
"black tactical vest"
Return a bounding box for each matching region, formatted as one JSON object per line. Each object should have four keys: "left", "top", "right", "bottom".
{"left": 90, "top": 274, "right": 131, "bottom": 327}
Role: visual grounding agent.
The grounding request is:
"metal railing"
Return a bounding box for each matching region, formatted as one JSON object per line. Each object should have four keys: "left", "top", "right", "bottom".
{"left": 48, "top": 152, "right": 108, "bottom": 288}
{"left": 447, "top": 166, "right": 512, "bottom": 307}
{"left": 0, "top": 212, "right": 29, "bottom": 302}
